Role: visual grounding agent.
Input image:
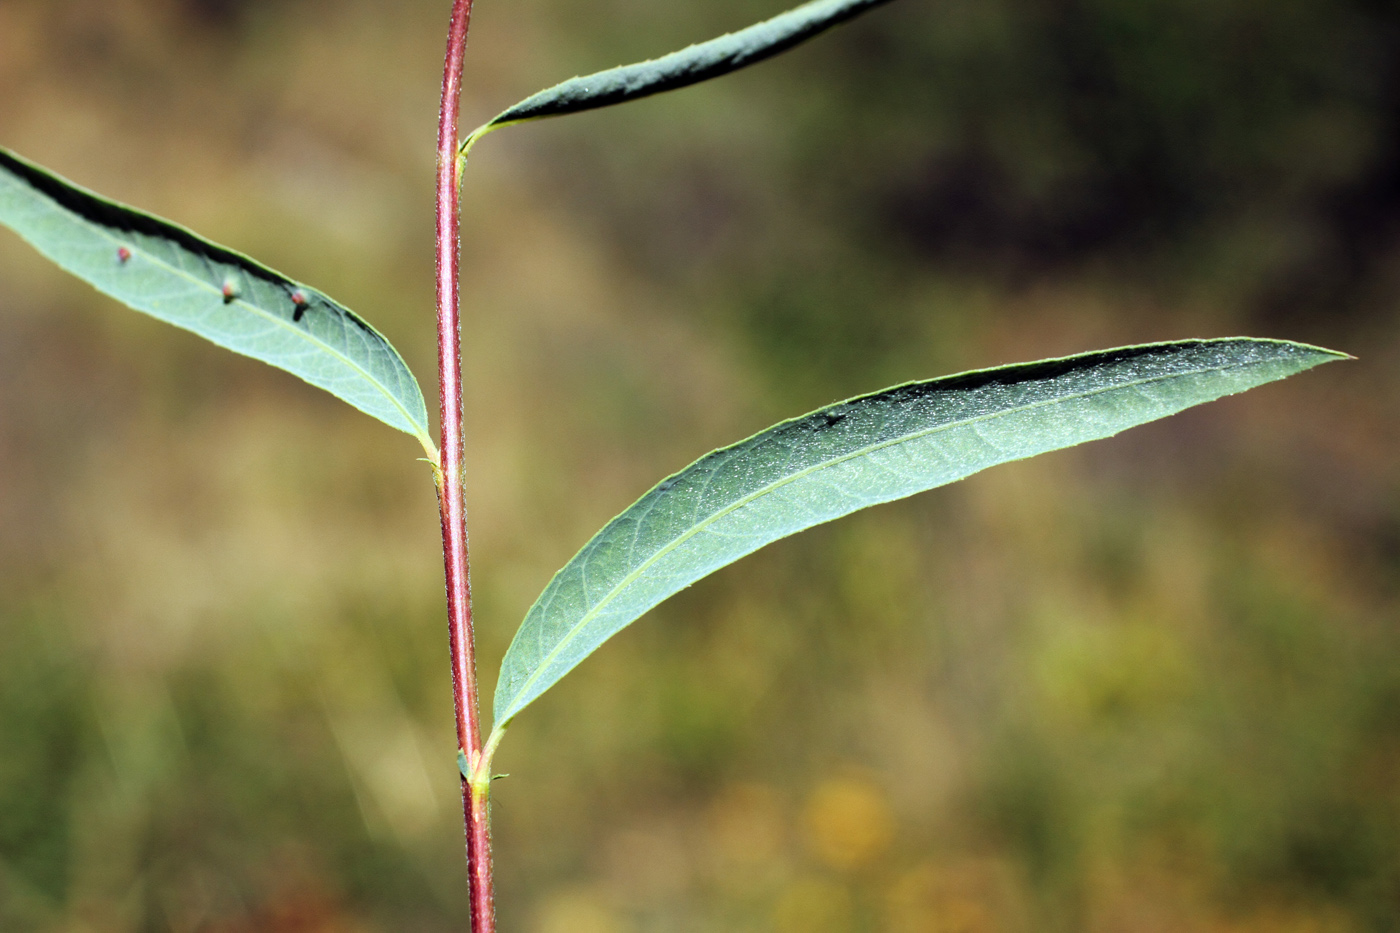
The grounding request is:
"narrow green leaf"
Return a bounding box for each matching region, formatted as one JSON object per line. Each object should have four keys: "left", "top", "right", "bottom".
{"left": 493, "top": 338, "right": 1345, "bottom": 730}
{"left": 0, "top": 147, "right": 433, "bottom": 451}
{"left": 462, "top": 0, "right": 897, "bottom": 154}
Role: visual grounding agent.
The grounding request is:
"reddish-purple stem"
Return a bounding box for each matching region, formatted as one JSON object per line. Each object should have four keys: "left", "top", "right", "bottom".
{"left": 435, "top": 1, "right": 493, "bottom": 931}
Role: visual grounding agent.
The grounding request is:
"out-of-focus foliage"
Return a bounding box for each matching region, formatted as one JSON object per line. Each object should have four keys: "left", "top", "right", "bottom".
{"left": 0, "top": 0, "right": 1393, "bottom": 931}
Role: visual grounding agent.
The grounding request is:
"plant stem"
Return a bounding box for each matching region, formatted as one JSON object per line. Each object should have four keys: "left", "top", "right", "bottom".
{"left": 435, "top": 2, "right": 493, "bottom": 932}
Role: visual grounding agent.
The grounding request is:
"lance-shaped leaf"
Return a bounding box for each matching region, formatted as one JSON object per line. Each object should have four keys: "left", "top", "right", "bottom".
{"left": 493, "top": 338, "right": 1344, "bottom": 730}
{"left": 0, "top": 147, "right": 433, "bottom": 451}
{"left": 461, "top": 0, "right": 898, "bottom": 155}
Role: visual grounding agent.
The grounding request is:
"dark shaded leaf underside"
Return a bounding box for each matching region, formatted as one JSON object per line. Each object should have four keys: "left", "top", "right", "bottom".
{"left": 464, "top": 0, "right": 898, "bottom": 151}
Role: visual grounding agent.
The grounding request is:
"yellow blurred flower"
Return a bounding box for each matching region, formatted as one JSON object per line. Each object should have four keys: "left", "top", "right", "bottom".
{"left": 804, "top": 775, "right": 895, "bottom": 871}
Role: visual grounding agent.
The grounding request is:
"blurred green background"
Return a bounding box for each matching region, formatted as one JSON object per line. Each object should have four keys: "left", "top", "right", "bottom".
{"left": 0, "top": 0, "right": 1396, "bottom": 929}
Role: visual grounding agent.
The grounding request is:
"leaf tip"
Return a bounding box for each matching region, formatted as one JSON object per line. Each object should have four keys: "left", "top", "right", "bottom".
{"left": 1285, "top": 340, "right": 1353, "bottom": 366}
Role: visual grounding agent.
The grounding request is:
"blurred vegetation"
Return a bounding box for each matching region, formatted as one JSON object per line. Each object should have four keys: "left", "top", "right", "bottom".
{"left": 0, "top": 0, "right": 1396, "bottom": 929}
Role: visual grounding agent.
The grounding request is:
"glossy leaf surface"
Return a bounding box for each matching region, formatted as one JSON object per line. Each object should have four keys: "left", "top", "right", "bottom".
{"left": 464, "top": 0, "right": 897, "bottom": 151}
{"left": 493, "top": 338, "right": 1343, "bottom": 730}
{"left": 0, "top": 147, "right": 432, "bottom": 448}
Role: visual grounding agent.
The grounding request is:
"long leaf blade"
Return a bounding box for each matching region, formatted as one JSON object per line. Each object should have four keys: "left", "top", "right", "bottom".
{"left": 465, "top": 0, "right": 897, "bottom": 147}
{"left": 493, "top": 338, "right": 1345, "bottom": 729}
{"left": 0, "top": 147, "right": 432, "bottom": 448}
